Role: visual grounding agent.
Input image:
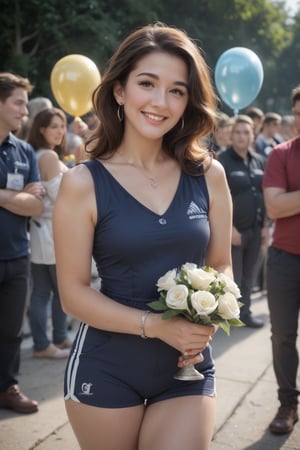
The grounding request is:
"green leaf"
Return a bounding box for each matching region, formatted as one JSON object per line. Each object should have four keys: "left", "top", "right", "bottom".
{"left": 147, "top": 300, "right": 167, "bottom": 312}
{"left": 194, "top": 315, "right": 212, "bottom": 326}
{"left": 162, "top": 309, "right": 182, "bottom": 320}
{"left": 228, "top": 318, "right": 245, "bottom": 327}
{"left": 217, "top": 320, "right": 230, "bottom": 336}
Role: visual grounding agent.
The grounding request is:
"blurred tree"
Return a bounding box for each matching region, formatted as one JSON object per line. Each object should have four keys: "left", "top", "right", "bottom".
{"left": 0, "top": 0, "right": 160, "bottom": 101}
{"left": 203, "top": 0, "right": 293, "bottom": 113}
{"left": 157, "top": 0, "right": 293, "bottom": 113}
{"left": 276, "top": 9, "right": 300, "bottom": 112}
{"left": 0, "top": 0, "right": 298, "bottom": 114}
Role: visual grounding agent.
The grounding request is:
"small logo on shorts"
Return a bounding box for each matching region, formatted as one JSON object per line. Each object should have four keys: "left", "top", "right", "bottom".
{"left": 80, "top": 382, "right": 93, "bottom": 396}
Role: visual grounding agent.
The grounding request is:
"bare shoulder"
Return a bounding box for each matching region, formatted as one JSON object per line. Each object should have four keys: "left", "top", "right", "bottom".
{"left": 205, "top": 158, "right": 226, "bottom": 185}
{"left": 55, "top": 163, "right": 98, "bottom": 224}
{"left": 203, "top": 158, "right": 229, "bottom": 208}
{"left": 60, "top": 163, "right": 94, "bottom": 196}
{"left": 39, "top": 149, "right": 59, "bottom": 163}
{"left": 39, "top": 150, "right": 63, "bottom": 180}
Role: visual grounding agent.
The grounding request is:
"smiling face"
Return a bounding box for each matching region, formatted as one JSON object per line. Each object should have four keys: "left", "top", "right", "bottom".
{"left": 114, "top": 51, "right": 189, "bottom": 143}
{"left": 0, "top": 87, "right": 28, "bottom": 134}
{"left": 40, "top": 114, "right": 66, "bottom": 149}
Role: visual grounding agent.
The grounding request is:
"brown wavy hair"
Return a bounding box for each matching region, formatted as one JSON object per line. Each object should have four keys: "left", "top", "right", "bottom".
{"left": 27, "top": 108, "right": 67, "bottom": 159}
{"left": 0, "top": 72, "right": 33, "bottom": 101}
{"left": 86, "top": 23, "right": 217, "bottom": 173}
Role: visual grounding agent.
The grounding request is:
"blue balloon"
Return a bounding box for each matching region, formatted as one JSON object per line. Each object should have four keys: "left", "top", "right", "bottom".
{"left": 214, "top": 47, "right": 264, "bottom": 115}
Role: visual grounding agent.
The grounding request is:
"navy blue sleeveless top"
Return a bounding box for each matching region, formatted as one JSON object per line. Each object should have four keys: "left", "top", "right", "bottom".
{"left": 84, "top": 160, "right": 210, "bottom": 309}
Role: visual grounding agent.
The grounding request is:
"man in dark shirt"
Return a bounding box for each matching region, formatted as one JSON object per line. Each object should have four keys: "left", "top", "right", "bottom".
{"left": 0, "top": 73, "right": 45, "bottom": 414}
{"left": 218, "top": 115, "right": 266, "bottom": 328}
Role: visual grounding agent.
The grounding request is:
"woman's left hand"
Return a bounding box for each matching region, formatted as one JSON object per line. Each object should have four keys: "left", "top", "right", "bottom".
{"left": 177, "top": 351, "right": 204, "bottom": 368}
{"left": 177, "top": 324, "right": 217, "bottom": 368}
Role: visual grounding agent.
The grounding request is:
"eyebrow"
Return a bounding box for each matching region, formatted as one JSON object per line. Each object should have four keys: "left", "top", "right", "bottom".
{"left": 136, "top": 72, "right": 189, "bottom": 90}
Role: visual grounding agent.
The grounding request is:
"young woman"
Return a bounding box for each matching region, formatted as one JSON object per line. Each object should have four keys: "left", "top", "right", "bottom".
{"left": 28, "top": 108, "right": 72, "bottom": 359}
{"left": 53, "top": 23, "right": 233, "bottom": 450}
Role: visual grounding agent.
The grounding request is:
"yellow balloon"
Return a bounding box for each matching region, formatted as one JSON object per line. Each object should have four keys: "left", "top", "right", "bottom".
{"left": 50, "top": 54, "right": 101, "bottom": 117}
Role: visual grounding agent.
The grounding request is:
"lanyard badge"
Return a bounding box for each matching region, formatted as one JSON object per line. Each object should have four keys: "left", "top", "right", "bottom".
{"left": 6, "top": 163, "right": 25, "bottom": 190}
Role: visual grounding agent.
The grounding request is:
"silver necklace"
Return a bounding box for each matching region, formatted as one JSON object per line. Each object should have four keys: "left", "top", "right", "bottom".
{"left": 148, "top": 177, "right": 158, "bottom": 189}
{"left": 127, "top": 161, "right": 159, "bottom": 188}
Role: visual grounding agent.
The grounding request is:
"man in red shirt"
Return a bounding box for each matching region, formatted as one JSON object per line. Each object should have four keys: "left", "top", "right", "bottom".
{"left": 263, "top": 85, "right": 300, "bottom": 435}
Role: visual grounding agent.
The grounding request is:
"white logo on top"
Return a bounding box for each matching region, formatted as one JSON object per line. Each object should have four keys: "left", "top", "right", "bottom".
{"left": 187, "top": 201, "right": 205, "bottom": 220}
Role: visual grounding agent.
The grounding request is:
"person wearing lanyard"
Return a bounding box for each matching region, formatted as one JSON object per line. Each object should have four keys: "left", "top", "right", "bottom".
{"left": 0, "top": 72, "right": 45, "bottom": 414}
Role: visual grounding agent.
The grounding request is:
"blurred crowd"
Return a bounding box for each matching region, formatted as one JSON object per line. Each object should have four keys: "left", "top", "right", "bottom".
{"left": 206, "top": 102, "right": 298, "bottom": 322}
{"left": 0, "top": 70, "right": 299, "bottom": 437}
{"left": 0, "top": 72, "right": 100, "bottom": 415}
{"left": 17, "top": 96, "right": 100, "bottom": 354}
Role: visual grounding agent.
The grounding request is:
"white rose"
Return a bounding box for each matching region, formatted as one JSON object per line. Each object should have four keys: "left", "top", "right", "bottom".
{"left": 186, "top": 267, "right": 216, "bottom": 290}
{"left": 217, "top": 292, "right": 240, "bottom": 320}
{"left": 181, "top": 262, "right": 197, "bottom": 271}
{"left": 191, "top": 291, "right": 218, "bottom": 316}
{"left": 217, "top": 273, "right": 241, "bottom": 298}
{"left": 157, "top": 269, "right": 177, "bottom": 292}
{"left": 165, "top": 285, "right": 189, "bottom": 310}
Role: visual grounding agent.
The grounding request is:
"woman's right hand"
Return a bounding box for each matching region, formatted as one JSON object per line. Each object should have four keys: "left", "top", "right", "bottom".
{"left": 146, "top": 313, "right": 214, "bottom": 355}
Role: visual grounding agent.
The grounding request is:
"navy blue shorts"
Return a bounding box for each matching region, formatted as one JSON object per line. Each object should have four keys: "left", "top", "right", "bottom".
{"left": 64, "top": 322, "right": 216, "bottom": 408}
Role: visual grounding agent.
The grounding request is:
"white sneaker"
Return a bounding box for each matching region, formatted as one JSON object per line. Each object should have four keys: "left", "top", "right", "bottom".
{"left": 33, "top": 344, "right": 70, "bottom": 359}
{"left": 55, "top": 338, "right": 73, "bottom": 349}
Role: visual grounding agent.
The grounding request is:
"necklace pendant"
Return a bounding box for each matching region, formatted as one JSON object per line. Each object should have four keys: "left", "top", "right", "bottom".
{"left": 149, "top": 178, "right": 158, "bottom": 188}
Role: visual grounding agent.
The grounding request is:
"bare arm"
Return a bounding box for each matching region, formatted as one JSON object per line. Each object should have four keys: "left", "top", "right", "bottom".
{"left": 0, "top": 182, "right": 44, "bottom": 216}
{"left": 204, "top": 159, "right": 233, "bottom": 278}
{"left": 53, "top": 165, "right": 143, "bottom": 332}
{"left": 264, "top": 186, "right": 300, "bottom": 219}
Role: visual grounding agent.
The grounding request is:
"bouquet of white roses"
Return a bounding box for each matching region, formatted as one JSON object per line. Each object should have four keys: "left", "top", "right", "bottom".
{"left": 148, "top": 263, "right": 244, "bottom": 335}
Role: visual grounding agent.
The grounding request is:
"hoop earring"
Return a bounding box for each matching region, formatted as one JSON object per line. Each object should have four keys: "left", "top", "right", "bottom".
{"left": 117, "top": 103, "right": 124, "bottom": 122}
{"left": 181, "top": 117, "right": 185, "bottom": 129}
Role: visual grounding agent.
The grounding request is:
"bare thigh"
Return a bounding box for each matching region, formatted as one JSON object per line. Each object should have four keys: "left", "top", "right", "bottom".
{"left": 65, "top": 399, "right": 145, "bottom": 450}
{"left": 139, "top": 395, "right": 216, "bottom": 450}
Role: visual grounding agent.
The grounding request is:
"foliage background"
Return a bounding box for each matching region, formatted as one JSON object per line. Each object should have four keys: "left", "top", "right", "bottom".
{"left": 1, "top": 0, "right": 300, "bottom": 116}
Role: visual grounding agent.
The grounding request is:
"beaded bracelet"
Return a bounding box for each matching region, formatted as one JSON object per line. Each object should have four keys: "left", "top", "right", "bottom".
{"left": 140, "top": 310, "right": 151, "bottom": 339}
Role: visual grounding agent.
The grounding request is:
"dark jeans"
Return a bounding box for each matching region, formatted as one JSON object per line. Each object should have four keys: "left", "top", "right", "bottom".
{"left": 232, "top": 225, "right": 262, "bottom": 319}
{"left": 29, "top": 263, "right": 67, "bottom": 351}
{"left": 267, "top": 246, "right": 300, "bottom": 406}
{"left": 0, "top": 256, "right": 29, "bottom": 392}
